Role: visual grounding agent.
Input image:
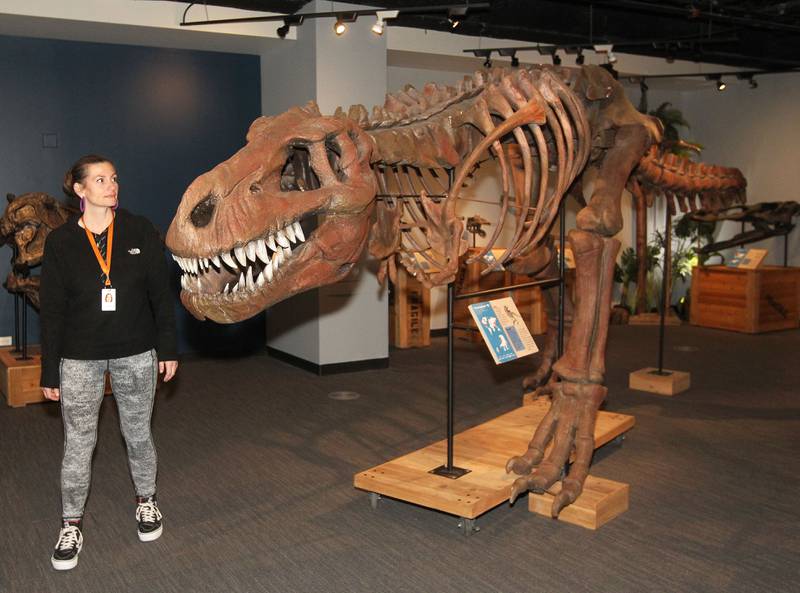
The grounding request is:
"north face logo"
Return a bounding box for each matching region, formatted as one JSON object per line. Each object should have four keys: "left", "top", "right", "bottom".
{"left": 128, "top": 248, "right": 141, "bottom": 255}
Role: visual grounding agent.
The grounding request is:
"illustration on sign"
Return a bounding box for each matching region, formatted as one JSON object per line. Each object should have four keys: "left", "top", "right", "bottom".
{"left": 468, "top": 297, "right": 538, "bottom": 364}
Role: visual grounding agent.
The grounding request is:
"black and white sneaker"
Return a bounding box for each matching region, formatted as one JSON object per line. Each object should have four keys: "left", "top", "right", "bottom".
{"left": 135, "top": 495, "right": 163, "bottom": 542}
{"left": 51, "top": 520, "right": 83, "bottom": 570}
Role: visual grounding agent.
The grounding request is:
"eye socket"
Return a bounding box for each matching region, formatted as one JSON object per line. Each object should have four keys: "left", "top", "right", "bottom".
{"left": 325, "top": 135, "right": 347, "bottom": 183}
{"left": 281, "top": 145, "right": 320, "bottom": 192}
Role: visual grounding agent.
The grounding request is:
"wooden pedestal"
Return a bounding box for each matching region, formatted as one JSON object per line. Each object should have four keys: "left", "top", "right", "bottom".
{"left": 529, "top": 475, "right": 629, "bottom": 530}
{"left": 629, "top": 312, "right": 682, "bottom": 326}
{"left": 1, "top": 346, "right": 114, "bottom": 407}
{"left": 690, "top": 265, "right": 800, "bottom": 333}
{"left": 389, "top": 267, "right": 431, "bottom": 348}
{"left": 0, "top": 346, "right": 43, "bottom": 407}
{"left": 629, "top": 367, "right": 690, "bottom": 396}
{"left": 354, "top": 400, "right": 634, "bottom": 523}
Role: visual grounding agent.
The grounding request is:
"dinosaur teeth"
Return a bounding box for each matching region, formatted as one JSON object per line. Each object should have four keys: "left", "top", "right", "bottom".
{"left": 293, "top": 221, "right": 305, "bottom": 242}
{"left": 276, "top": 230, "right": 290, "bottom": 248}
{"left": 221, "top": 251, "right": 236, "bottom": 269}
{"left": 212, "top": 254, "right": 221, "bottom": 269}
{"left": 263, "top": 260, "right": 273, "bottom": 282}
{"left": 256, "top": 238, "right": 270, "bottom": 264}
{"left": 284, "top": 223, "right": 296, "bottom": 243}
{"left": 223, "top": 282, "right": 230, "bottom": 294}
{"left": 190, "top": 258, "right": 197, "bottom": 274}
{"left": 283, "top": 246, "right": 292, "bottom": 259}
{"left": 234, "top": 246, "right": 247, "bottom": 267}
{"left": 245, "top": 241, "right": 257, "bottom": 262}
{"left": 246, "top": 266, "right": 255, "bottom": 291}
{"left": 266, "top": 234, "right": 277, "bottom": 252}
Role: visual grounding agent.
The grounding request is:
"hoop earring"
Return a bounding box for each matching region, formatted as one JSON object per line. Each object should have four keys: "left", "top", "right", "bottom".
{"left": 80, "top": 197, "right": 85, "bottom": 212}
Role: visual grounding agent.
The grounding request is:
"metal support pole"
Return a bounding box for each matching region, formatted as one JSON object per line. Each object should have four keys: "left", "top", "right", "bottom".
{"left": 656, "top": 207, "right": 671, "bottom": 375}
{"left": 12, "top": 292, "right": 21, "bottom": 353}
{"left": 17, "top": 294, "right": 31, "bottom": 361}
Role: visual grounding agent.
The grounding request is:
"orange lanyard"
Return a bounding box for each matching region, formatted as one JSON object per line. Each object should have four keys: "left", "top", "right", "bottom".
{"left": 82, "top": 217, "right": 114, "bottom": 287}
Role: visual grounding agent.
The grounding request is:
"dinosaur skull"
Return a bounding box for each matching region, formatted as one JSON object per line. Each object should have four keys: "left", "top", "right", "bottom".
{"left": 166, "top": 103, "right": 378, "bottom": 323}
{"left": 1, "top": 192, "right": 73, "bottom": 269}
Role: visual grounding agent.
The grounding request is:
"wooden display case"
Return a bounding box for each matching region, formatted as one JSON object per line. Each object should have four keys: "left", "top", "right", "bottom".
{"left": 690, "top": 265, "right": 800, "bottom": 333}
{"left": 389, "top": 266, "right": 431, "bottom": 348}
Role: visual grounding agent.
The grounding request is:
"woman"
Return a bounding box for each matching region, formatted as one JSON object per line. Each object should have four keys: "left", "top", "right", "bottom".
{"left": 40, "top": 155, "right": 178, "bottom": 571}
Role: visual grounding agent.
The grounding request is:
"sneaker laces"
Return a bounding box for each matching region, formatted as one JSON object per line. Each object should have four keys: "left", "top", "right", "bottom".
{"left": 56, "top": 525, "right": 81, "bottom": 551}
{"left": 136, "top": 500, "right": 162, "bottom": 524}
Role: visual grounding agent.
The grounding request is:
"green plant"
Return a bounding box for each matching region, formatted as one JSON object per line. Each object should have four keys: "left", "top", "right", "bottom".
{"left": 648, "top": 102, "right": 703, "bottom": 158}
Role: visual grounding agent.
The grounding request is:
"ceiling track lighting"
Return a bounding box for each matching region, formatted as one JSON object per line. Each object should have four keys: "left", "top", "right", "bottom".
{"left": 371, "top": 10, "right": 399, "bottom": 36}
{"left": 333, "top": 12, "right": 357, "bottom": 36}
{"left": 707, "top": 74, "right": 726, "bottom": 91}
{"left": 737, "top": 73, "right": 759, "bottom": 89}
{"left": 276, "top": 14, "right": 304, "bottom": 39}
{"left": 498, "top": 48, "right": 520, "bottom": 68}
{"left": 448, "top": 6, "right": 468, "bottom": 29}
{"left": 575, "top": 49, "right": 585, "bottom": 65}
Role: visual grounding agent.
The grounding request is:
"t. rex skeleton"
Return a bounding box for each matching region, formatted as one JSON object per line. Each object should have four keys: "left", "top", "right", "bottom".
{"left": 166, "top": 64, "right": 663, "bottom": 516}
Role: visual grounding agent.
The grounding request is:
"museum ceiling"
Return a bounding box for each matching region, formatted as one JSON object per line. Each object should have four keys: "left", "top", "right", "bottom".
{"left": 168, "top": 1, "right": 800, "bottom": 70}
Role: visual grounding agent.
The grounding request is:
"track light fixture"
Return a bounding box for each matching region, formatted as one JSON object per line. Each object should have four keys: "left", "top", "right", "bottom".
{"left": 333, "top": 12, "right": 357, "bottom": 36}
{"left": 276, "top": 14, "right": 304, "bottom": 39}
{"left": 707, "top": 74, "right": 726, "bottom": 91}
{"left": 737, "top": 73, "right": 759, "bottom": 89}
{"left": 498, "top": 48, "right": 520, "bottom": 67}
{"left": 448, "top": 6, "right": 468, "bottom": 29}
{"left": 575, "top": 49, "right": 585, "bottom": 65}
{"left": 371, "top": 10, "right": 398, "bottom": 36}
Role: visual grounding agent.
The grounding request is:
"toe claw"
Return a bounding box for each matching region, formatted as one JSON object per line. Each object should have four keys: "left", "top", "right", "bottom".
{"left": 509, "top": 476, "right": 531, "bottom": 505}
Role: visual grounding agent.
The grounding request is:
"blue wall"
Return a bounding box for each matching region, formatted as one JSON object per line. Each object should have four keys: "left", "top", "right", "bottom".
{"left": 0, "top": 35, "right": 265, "bottom": 355}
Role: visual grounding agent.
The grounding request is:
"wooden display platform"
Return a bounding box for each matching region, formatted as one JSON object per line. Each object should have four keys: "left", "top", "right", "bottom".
{"left": 0, "top": 346, "right": 43, "bottom": 407}
{"left": 354, "top": 400, "right": 634, "bottom": 523}
{"left": 629, "top": 312, "right": 682, "bottom": 326}
{"left": 690, "top": 265, "right": 800, "bottom": 333}
{"left": 529, "top": 475, "right": 629, "bottom": 530}
{"left": 0, "top": 346, "right": 113, "bottom": 407}
{"left": 629, "top": 367, "right": 691, "bottom": 396}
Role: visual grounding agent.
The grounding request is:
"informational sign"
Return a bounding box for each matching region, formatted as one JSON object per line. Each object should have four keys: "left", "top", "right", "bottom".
{"left": 468, "top": 297, "right": 539, "bottom": 364}
{"left": 481, "top": 248, "right": 507, "bottom": 271}
{"left": 728, "top": 248, "right": 768, "bottom": 269}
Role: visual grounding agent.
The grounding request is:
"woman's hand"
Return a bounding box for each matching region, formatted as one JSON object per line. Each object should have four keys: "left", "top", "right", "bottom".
{"left": 42, "top": 387, "right": 60, "bottom": 401}
{"left": 159, "top": 360, "right": 178, "bottom": 382}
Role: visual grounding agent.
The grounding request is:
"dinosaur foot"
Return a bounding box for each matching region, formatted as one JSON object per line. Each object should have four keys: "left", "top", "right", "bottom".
{"left": 506, "top": 382, "right": 607, "bottom": 516}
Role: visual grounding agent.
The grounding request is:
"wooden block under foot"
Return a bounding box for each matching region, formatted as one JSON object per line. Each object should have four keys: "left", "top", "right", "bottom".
{"left": 529, "top": 475, "right": 629, "bottom": 530}
{"left": 629, "top": 367, "right": 690, "bottom": 396}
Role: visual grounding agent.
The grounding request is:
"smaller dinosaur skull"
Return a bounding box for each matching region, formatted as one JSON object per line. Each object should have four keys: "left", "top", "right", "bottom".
{"left": 1, "top": 192, "right": 73, "bottom": 269}
{"left": 166, "top": 103, "right": 378, "bottom": 323}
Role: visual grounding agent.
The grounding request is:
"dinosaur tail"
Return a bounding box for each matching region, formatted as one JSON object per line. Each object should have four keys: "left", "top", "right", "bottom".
{"left": 634, "top": 145, "right": 747, "bottom": 214}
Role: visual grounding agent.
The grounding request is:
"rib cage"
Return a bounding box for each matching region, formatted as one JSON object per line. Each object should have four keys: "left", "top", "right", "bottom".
{"left": 334, "top": 66, "right": 591, "bottom": 282}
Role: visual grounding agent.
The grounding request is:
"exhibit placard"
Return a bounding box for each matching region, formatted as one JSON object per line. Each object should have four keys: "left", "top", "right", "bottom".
{"left": 728, "top": 248, "right": 768, "bottom": 269}
{"left": 468, "top": 297, "right": 538, "bottom": 364}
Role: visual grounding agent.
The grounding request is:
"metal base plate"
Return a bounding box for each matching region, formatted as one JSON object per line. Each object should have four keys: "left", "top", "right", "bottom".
{"left": 430, "top": 465, "right": 471, "bottom": 479}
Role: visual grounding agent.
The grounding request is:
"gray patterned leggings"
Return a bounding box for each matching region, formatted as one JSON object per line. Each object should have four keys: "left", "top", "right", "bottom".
{"left": 59, "top": 349, "right": 158, "bottom": 520}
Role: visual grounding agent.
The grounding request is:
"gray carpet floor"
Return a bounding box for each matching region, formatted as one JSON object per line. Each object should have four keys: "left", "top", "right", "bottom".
{"left": 1, "top": 325, "right": 798, "bottom": 593}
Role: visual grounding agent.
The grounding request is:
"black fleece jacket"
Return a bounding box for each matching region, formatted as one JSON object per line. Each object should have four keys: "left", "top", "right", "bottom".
{"left": 39, "top": 208, "right": 177, "bottom": 388}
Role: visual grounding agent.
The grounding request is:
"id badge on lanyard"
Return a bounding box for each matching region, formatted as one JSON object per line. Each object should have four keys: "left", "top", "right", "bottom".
{"left": 83, "top": 216, "right": 116, "bottom": 312}
{"left": 101, "top": 288, "right": 117, "bottom": 311}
